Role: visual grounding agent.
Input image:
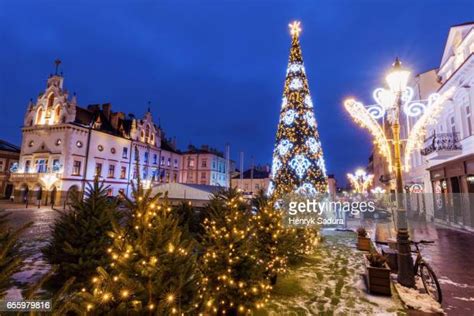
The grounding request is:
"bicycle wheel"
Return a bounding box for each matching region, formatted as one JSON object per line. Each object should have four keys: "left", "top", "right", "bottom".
{"left": 419, "top": 262, "right": 442, "bottom": 303}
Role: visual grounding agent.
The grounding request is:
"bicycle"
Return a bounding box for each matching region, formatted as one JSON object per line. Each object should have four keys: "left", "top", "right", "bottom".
{"left": 376, "top": 240, "right": 442, "bottom": 303}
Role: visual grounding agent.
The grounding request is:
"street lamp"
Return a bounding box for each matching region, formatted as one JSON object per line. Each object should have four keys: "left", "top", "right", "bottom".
{"left": 347, "top": 168, "right": 374, "bottom": 194}
{"left": 344, "top": 58, "right": 455, "bottom": 288}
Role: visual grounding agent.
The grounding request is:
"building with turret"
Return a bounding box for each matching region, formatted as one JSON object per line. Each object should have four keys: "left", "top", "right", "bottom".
{"left": 10, "top": 66, "right": 182, "bottom": 206}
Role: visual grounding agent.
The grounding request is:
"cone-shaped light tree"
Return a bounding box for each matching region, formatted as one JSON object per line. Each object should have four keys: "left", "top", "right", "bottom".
{"left": 269, "top": 21, "right": 328, "bottom": 197}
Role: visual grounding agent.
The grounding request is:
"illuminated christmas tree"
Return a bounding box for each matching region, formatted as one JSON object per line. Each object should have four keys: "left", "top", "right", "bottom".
{"left": 269, "top": 21, "right": 328, "bottom": 197}
{"left": 78, "top": 178, "right": 199, "bottom": 314}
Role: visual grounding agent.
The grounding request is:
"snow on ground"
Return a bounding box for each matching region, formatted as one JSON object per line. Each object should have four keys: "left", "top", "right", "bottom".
{"left": 258, "top": 229, "right": 405, "bottom": 315}
{"left": 394, "top": 283, "right": 444, "bottom": 314}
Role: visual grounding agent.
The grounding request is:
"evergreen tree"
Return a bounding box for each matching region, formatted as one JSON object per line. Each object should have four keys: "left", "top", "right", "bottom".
{"left": 0, "top": 210, "right": 31, "bottom": 298}
{"left": 78, "top": 178, "right": 199, "bottom": 315}
{"left": 42, "top": 179, "right": 120, "bottom": 290}
{"left": 251, "top": 190, "right": 288, "bottom": 284}
{"left": 199, "top": 188, "right": 271, "bottom": 315}
{"left": 269, "top": 21, "right": 328, "bottom": 197}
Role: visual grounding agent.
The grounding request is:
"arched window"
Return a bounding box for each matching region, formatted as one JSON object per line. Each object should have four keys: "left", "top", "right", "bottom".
{"left": 54, "top": 106, "right": 61, "bottom": 124}
{"left": 47, "top": 93, "right": 54, "bottom": 109}
{"left": 145, "top": 125, "right": 150, "bottom": 143}
{"left": 36, "top": 108, "right": 43, "bottom": 125}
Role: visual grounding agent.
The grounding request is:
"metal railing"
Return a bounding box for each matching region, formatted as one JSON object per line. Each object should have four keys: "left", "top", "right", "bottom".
{"left": 421, "top": 132, "right": 462, "bottom": 156}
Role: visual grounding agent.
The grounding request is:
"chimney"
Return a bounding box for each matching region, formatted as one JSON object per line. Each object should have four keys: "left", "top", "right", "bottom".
{"left": 110, "top": 111, "right": 125, "bottom": 130}
{"left": 102, "top": 103, "right": 112, "bottom": 120}
{"left": 87, "top": 104, "right": 100, "bottom": 112}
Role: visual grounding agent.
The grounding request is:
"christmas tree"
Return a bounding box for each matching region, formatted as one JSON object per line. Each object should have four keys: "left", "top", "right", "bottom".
{"left": 269, "top": 21, "right": 328, "bottom": 197}
{"left": 78, "top": 178, "right": 199, "bottom": 315}
{"left": 42, "top": 179, "right": 120, "bottom": 291}
{"left": 0, "top": 210, "right": 31, "bottom": 298}
{"left": 199, "top": 188, "right": 271, "bottom": 315}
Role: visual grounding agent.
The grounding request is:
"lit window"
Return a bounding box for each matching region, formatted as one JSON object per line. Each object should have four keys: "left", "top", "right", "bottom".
{"left": 98, "top": 145, "right": 104, "bottom": 152}
{"left": 108, "top": 165, "right": 115, "bottom": 178}
{"left": 28, "top": 140, "right": 34, "bottom": 147}
{"left": 120, "top": 166, "right": 127, "bottom": 179}
{"left": 76, "top": 141, "right": 83, "bottom": 148}
{"left": 56, "top": 139, "right": 61, "bottom": 146}
{"left": 72, "top": 161, "right": 81, "bottom": 176}
{"left": 95, "top": 163, "right": 102, "bottom": 177}
{"left": 122, "top": 147, "right": 128, "bottom": 159}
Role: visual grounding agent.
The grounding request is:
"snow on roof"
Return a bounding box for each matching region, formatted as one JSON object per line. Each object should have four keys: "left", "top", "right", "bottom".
{"left": 152, "top": 183, "right": 223, "bottom": 201}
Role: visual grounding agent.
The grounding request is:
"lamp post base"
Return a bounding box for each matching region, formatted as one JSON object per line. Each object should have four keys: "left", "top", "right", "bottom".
{"left": 397, "top": 227, "right": 415, "bottom": 287}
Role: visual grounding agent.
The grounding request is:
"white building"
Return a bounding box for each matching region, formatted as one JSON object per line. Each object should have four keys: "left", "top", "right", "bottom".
{"left": 10, "top": 71, "right": 181, "bottom": 206}
{"left": 401, "top": 22, "right": 474, "bottom": 229}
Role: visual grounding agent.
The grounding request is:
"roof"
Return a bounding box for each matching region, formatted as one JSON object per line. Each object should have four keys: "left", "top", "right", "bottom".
{"left": 0, "top": 139, "right": 20, "bottom": 153}
{"left": 232, "top": 168, "right": 270, "bottom": 179}
{"left": 161, "top": 138, "right": 180, "bottom": 154}
{"left": 183, "top": 145, "right": 225, "bottom": 158}
{"left": 152, "top": 183, "right": 222, "bottom": 201}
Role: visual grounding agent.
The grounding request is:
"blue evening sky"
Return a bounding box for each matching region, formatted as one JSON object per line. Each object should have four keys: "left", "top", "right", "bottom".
{"left": 1, "top": 0, "right": 473, "bottom": 184}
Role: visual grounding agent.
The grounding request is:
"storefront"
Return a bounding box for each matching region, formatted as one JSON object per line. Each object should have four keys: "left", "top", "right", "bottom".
{"left": 428, "top": 154, "right": 474, "bottom": 229}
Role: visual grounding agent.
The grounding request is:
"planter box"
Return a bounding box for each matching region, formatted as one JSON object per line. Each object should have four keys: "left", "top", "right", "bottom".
{"left": 357, "top": 236, "right": 371, "bottom": 251}
{"left": 365, "top": 255, "right": 392, "bottom": 296}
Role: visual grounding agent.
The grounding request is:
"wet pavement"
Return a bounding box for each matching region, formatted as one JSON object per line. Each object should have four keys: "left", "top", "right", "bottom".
{"left": 1, "top": 202, "right": 60, "bottom": 299}
{"left": 348, "top": 216, "right": 474, "bottom": 315}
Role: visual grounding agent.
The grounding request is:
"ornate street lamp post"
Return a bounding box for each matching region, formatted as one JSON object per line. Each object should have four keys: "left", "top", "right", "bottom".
{"left": 344, "top": 58, "right": 455, "bottom": 287}
{"left": 385, "top": 58, "right": 415, "bottom": 287}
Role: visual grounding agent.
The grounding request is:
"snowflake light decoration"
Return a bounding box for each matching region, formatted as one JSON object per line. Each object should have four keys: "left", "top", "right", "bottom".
{"left": 283, "top": 110, "right": 297, "bottom": 125}
{"left": 277, "top": 139, "right": 293, "bottom": 156}
{"left": 295, "top": 183, "right": 317, "bottom": 195}
{"left": 304, "top": 95, "right": 313, "bottom": 108}
{"left": 271, "top": 157, "right": 282, "bottom": 177}
{"left": 281, "top": 97, "right": 287, "bottom": 109}
{"left": 289, "top": 154, "right": 311, "bottom": 179}
{"left": 305, "top": 137, "right": 320, "bottom": 154}
{"left": 287, "top": 63, "right": 305, "bottom": 75}
{"left": 289, "top": 78, "right": 303, "bottom": 90}
{"left": 304, "top": 111, "right": 316, "bottom": 127}
{"left": 317, "top": 157, "right": 327, "bottom": 177}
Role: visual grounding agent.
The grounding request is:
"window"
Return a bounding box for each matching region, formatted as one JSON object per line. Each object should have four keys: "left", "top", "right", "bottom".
{"left": 122, "top": 147, "right": 128, "bottom": 159}
{"left": 98, "top": 145, "right": 104, "bottom": 152}
{"left": 28, "top": 140, "right": 34, "bottom": 147}
{"left": 36, "top": 108, "right": 43, "bottom": 124}
{"left": 111, "top": 147, "right": 116, "bottom": 154}
{"left": 161, "top": 156, "right": 165, "bottom": 166}
{"left": 25, "top": 160, "right": 31, "bottom": 173}
{"left": 167, "top": 158, "right": 171, "bottom": 166}
{"left": 76, "top": 141, "right": 83, "bottom": 148}
{"left": 450, "top": 116, "right": 456, "bottom": 134}
{"left": 201, "top": 172, "right": 206, "bottom": 179}
{"left": 153, "top": 154, "right": 158, "bottom": 164}
{"left": 188, "top": 158, "right": 194, "bottom": 167}
{"left": 55, "top": 139, "right": 61, "bottom": 146}
{"left": 0, "top": 159, "right": 4, "bottom": 172}
{"left": 36, "top": 159, "right": 47, "bottom": 173}
{"left": 72, "top": 160, "right": 81, "bottom": 175}
{"left": 466, "top": 103, "right": 472, "bottom": 136}
{"left": 52, "top": 159, "right": 61, "bottom": 172}
{"left": 120, "top": 166, "right": 127, "bottom": 179}
{"left": 108, "top": 165, "right": 115, "bottom": 178}
{"left": 95, "top": 163, "right": 103, "bottom": 177}
{"left": 201, "top": 159, "right": 207, "bottom": 168}
{"left": 174, "top": 159, "right": 178, "bottom": 168}
{"left": 144, "top": 152, "right": 149, "bottom": 163}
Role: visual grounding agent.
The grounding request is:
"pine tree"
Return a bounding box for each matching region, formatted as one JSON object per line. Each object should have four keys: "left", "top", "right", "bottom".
{"left": 42, "top": 179, "right": 120, "bottom": 290}
{"left": 251, "top": 190, "right": 288, "bottom": 284}
{"left": 199, "top": 188, "right": 271, "bottom": 315}
{"left": 78, "top": 178, "right": 199, "bottom": 315}
{"left": 0, "top": 210, "right": 32, "bottom": 298}
{"left": 269, "top": 21, "right": 328, "bottom": 197}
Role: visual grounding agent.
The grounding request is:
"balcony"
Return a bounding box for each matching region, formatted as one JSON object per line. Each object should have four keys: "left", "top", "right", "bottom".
{"left": 10, "top": 172, "right": 42, "bottom": 183}
{"left": 421, "top": 132, "right": 462, "bottom": 159}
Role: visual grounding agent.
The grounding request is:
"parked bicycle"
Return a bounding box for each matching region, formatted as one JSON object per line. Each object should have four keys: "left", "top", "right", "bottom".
{"left": 376, "top": 240, "right": 442, "bottom": 303}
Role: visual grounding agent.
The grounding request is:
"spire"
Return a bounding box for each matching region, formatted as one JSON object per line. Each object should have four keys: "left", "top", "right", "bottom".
{"left": 54, "top": 59, "right": 62, "bottom": 75}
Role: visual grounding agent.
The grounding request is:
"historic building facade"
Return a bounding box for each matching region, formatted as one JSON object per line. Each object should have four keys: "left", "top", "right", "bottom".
{"left": 396, "top": 22, "right": 474, "bottom": 229}
{"left": 179, "top": 145, "right": 230, "bottom": 187}
{"left": 0, "top": 140, "right": 20, "bottom": 198}
{"left": 10, "top": 72, "right": 182, "bottom": 206}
